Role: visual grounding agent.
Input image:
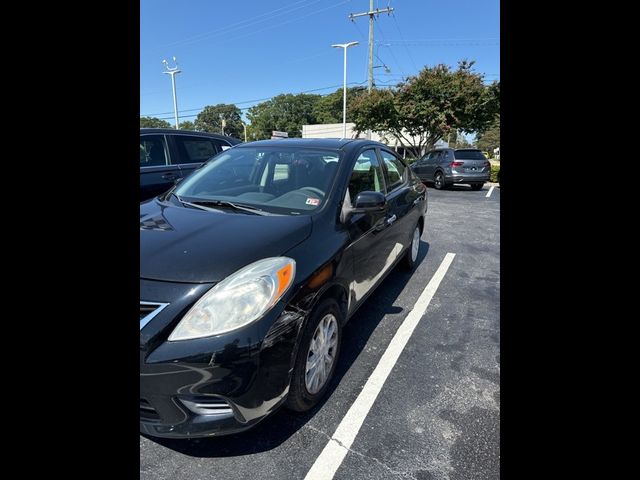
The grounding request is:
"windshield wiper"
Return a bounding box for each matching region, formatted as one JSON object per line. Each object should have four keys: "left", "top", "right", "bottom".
{"left": 182, "top": 199, "right": 277, "bottom": 216}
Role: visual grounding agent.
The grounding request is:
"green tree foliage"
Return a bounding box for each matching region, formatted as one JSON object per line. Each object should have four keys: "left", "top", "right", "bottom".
{"left": 178, "top": 120, "right": 196, "bottom": 131}
{"left": 140, "top": 116, "right": 172, "bottom": 128}
{"left": 194, "top": 104, "right": 243, "bottom": 139}
{"left": 246, "top": 93, "right": 322, "bottom": 140}
{"left": 475, "top": 118, "right": 500, "bottom": 154}
{"left": 312, "top": 87, "right": 367, "bottom": 124}
{"left": 350, "top": 61, "right": 500, "bottom": 158}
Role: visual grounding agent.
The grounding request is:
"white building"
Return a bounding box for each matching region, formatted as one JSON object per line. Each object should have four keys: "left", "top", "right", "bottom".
{"left": 302, "top": 123, "right": 447, "bottom": 158}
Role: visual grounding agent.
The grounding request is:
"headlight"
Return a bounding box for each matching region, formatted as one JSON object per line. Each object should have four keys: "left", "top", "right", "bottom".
{"left": 168, "top": 257, "right": 296, "bottom": 341}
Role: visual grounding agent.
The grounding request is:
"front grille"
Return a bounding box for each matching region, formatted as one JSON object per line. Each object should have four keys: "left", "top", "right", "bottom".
{"left": 140, "top": 398, "right": 160, "bottom": 421}
{"left": 179, "top": 397, "right": 234, "bottom": 417}
{"left": 140, "top": 301, "right": 169, "bottom": 331}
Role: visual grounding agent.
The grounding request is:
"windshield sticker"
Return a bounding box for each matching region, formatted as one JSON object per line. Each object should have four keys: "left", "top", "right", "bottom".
{"left": 305, "top": 198, "right": 320, "bottom": 206}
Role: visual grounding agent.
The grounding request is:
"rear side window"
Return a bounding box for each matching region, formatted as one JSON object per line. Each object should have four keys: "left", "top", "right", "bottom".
{"left": 454, "top": 150, "right": 487, "bottom": 160}
{"left": 380, "top": 150, "right": 406, "bottom": 191}
{"left": 140, "top": 135, "right": 168, "bottom": 167}
{"left": 173, "top": 136, "right": 220, "bottom": 164}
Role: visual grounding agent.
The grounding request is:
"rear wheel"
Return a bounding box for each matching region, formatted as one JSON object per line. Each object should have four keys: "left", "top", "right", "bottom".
{"left": 434, "top": 172, "right": 445, "bottom": 190}
{"left": 402, "top": 224, "right": 421, "bottom": 270}
{"left": 286, "top": 298, "right": 342, "bottom": 412}
{"left": 470, "top": 183, "right": 484, "bottom": 191}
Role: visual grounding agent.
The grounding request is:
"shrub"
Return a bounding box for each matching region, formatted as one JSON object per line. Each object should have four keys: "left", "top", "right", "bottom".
{"left": 490, "top": 164, "right": 500, "bottom": 182}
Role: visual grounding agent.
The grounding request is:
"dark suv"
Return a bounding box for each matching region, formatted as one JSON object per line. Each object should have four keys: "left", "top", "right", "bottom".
{"left": 411, "top": 148, "right": 490, "bottom": 190}
{"left": 140, "top": 128, "right": 242, "bottom": 201}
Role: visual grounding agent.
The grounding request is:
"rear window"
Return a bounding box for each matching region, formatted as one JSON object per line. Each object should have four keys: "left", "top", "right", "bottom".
{"left": 454, "top": 150, "right": 486, "bottom": 160}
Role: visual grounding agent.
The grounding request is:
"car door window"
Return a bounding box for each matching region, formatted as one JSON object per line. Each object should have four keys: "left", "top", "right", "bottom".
{"left": 173, "top": 136, "right": 220, "bottom": 164}
{"left": 348, "top": 149, "right": 385, "bottom": 205}
{"left": 140, "top": 135, "right": 168, "bottom": 167}
{"left": 380, "top": 150, "right": 407, "bottom": 192}
{"left": 424, "top": 152, "right": 436, "bottom": 164}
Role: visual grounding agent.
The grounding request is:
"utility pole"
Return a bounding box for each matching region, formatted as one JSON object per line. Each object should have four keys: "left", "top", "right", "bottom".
{"left": 332, "top": 42, "right": 359, "bottom": 139}
{"left": 162, "top": 57, "right": 181, "bottom": 129}
{"left": 349, "top": 0, "right": 394, "bottom": 93}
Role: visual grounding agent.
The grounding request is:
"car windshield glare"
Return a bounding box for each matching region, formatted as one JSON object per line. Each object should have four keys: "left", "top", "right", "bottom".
{"left": 174, "top": 147, "right": 341, "bottom": 215}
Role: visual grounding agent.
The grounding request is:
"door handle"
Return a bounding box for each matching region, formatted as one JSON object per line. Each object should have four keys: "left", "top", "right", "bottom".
{"left": 387, "top": 214, "right": 397, "bottom": 225}
{"left": 161, "top": 173, "right": 178, "bottom": 180}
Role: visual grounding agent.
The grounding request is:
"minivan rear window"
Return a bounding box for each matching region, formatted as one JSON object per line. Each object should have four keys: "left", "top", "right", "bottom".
{"left": 454, "top": 150, "right": 486, "bottom": 160}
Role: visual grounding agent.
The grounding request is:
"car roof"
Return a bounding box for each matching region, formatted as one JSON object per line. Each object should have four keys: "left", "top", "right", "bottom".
{"left": 238, "top": 137, "right": 386, "bottom": 152}
{"left": 140, "top": 128, "right": 242, "bottom": 143}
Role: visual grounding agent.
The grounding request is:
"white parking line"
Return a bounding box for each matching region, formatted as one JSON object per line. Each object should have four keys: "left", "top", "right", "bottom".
{"left": 304, "top": 253, "right": 457, "bottom": 480}
{"left": 486, "top": 185, "right": 495, "bottom": 198}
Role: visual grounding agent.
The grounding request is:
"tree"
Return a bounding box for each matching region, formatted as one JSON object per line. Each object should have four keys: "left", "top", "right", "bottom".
{"left": 140, "top": 116, "right": 171, "bottom": 128}
{"left": 475, "top": 118, "right": 500, "bottom": 154}
{"left": 350, "top": 61, "right": 500, "bottom": 158}
{"left": 194, "top": 104, "right": 243, "bottom": 139}
{"left": 178, "top": 120, "right": 196, "bottom": 130}
{"left": 246, "top": 93, "right": 321, "bottom": 140}
{"left": 312, "top": 87, "right": 367, "bottom": 124}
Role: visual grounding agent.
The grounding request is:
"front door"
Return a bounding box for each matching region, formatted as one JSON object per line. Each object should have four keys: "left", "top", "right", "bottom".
{"left": 344, "top": 148, "right": 397, "bottom": 312}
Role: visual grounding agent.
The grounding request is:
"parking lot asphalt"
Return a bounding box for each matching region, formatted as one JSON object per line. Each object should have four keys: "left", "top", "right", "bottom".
{"left": 140, "top": 183, "right": 500, "bottom": 480}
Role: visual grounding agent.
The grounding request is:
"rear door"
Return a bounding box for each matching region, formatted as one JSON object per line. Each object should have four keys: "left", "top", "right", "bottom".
{"left": 412, "top": 153, "right": 429, "bottom": 178}
{"left": 422, "top": 151, "right": 439, "bottom": 180}
{"left": 140, "top": 134, "right": 176, "bottom": 201}
{"left": 378, "top": 148, "right": 422, "bottom": 255}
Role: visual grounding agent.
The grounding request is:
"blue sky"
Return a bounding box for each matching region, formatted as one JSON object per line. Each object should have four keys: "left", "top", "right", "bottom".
{"left": 140, "top": 0, "right": 500, "bottom": 122}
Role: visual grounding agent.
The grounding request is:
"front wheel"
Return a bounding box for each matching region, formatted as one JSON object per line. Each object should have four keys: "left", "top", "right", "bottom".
{"left": 286, "top": 298, "right": 343, "bottom": 412}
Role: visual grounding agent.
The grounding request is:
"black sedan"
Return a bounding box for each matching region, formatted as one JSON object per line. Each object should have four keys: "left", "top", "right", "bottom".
{"left": 140, "top": 138, "right": 428, "bottom": 438}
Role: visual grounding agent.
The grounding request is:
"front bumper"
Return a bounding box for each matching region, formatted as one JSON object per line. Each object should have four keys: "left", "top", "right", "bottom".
{"left": 140, "top": 280, "right": 305, "bottom": 438}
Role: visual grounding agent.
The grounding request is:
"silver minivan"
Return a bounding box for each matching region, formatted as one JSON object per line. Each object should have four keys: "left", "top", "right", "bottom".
{"left": 411, "top": 148, "right": 491, "bottom": 190}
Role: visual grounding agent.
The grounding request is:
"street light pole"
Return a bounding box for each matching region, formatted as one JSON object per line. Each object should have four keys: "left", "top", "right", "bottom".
{"left": 162, "top": 57, "right": 181, "bottom": 129}
{"left": 332, "top": 41, "right": 359, "bottom": 139}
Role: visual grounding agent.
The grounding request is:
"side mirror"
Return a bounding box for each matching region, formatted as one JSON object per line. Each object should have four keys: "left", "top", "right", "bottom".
{"left": 353, "top": 191, "right": 386, "bottom": 213}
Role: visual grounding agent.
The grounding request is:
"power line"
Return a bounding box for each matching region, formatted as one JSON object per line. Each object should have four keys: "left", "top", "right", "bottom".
{"left": 389, "top": 6, "right": 418, "bottom": 72}
{"left": 374, "top": 18, "right": 406, "bottom": 79}
{"left": 348, "top": 0, "right": 394, "bottom": 92}
{"left": 162, "top": 0, "right": 323, "bottom": 49}
{"left": 145, "top": 81, "right": 368, "bottom": 120}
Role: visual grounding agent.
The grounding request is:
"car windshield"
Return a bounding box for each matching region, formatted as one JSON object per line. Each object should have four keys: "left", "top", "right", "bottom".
{"left": 455, "top": 150, "right": 487, "bottom": 160}
{"left": 174, "top": 146, "right": 341, "bottom": 215}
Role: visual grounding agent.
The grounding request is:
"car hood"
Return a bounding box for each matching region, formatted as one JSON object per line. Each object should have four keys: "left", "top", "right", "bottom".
{"left": 140, "top": 200, "right": 312, "bottom": 283}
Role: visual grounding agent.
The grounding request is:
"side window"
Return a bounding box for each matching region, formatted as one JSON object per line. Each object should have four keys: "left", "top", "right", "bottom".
{"left": 140, "top": 135, "right": 168, "bottom": 167}
{"left": 424, "top": 151, "right": 436, "bottom": 164}
{"left": 173, "top": 136, "right": 220, "bottom": 164}
{"left": 211, "top": 139, "right": 231, "bottom": 153}
{"left": 380, "top": 150, "right": 407, "bottom": 191}
{"left": 348, "top": 149, "right": 385, "bottom": 205}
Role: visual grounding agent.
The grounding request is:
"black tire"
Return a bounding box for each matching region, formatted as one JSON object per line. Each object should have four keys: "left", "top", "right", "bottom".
{"left": 286, "top": 298, "right": 343, "bottom": 412}
{"left": 402, "top": 223, "right": 421, "bottom": 270}
{"left": 470, "top": 183, "right": 484, "bottom": 191}
{"left": 434, "top": 171, "right": 445, "bottom": 190}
